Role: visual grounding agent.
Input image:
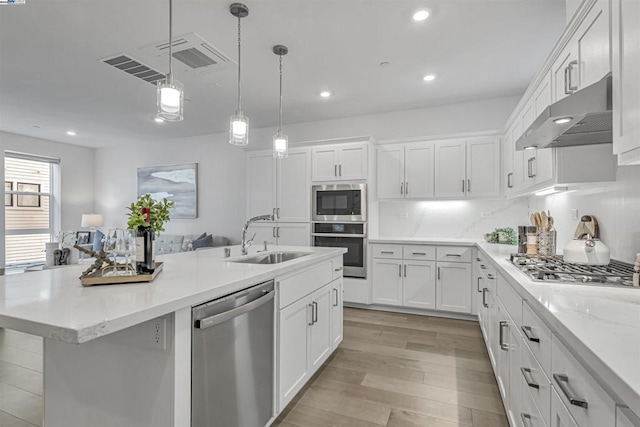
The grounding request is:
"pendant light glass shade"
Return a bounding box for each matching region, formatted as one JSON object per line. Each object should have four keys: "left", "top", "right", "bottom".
{"left": 156, "top": 0, "right": 183, "bottom": 121}
{"left": 229, "top": 3, "right": 249, "bottom": 146}
{"left": 273, "top": 45, "right": 288, "bottom": 159}
{"left": 273, "top": 130, "right": 288, "bottom": 158}
{"left": 157, "top": 75, "right": 184, "bottom": 121}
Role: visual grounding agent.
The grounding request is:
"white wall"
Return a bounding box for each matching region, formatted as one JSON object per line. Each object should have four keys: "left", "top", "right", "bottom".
{"left": 94, "top": 133, "right": 246, "bottom": 243}
{"left": 0, "top": 131, "right": 96, "bottom": 271}
{"left": 530, "top": 165, "right": 640, "bottom": 264}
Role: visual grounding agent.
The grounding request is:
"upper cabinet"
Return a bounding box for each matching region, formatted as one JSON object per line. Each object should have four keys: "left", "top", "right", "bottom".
{"left": 377, "top": 142, "right": 433, "bottom": 199}
{"left": 612, "top": 0, "right": 640, "bottom": 165}
{"left": 247, "top": 148, "right": 310, "bottom": 222}
{"left": 311, "top": 143, "right": 368, "bottom": 182}
{"left": 434, "top": 137, "right": 501, "bottom": 199}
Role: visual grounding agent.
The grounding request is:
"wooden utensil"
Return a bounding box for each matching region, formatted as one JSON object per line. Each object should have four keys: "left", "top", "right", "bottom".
{"left": 540, "top": 211, "right": 548, "bottom": 230}
{"left": 548, "top": 216, "right": 554, "bottom": 231}
{"left": 530, "top": 213, "right": 537, "bottom": 227}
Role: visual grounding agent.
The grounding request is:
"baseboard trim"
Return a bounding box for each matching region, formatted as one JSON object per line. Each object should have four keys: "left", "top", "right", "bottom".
{"left": 343, "top": 303, "right": 479, "bottom": 322}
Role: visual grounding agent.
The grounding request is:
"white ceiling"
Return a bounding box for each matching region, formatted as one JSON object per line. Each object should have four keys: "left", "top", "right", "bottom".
{"left": 0, "top": 0, "right": 566, "bottom": 148}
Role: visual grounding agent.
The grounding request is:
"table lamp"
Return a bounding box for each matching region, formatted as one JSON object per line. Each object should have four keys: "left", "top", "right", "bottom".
{"left": 81, "top": 213, "right": 103, "bottom": 230}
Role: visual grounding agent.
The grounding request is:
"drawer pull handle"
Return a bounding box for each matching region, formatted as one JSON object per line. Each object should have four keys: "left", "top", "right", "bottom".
{"left": 334, "top": 267, "right": 343, "bottom": 272}
{"left": 487, "top": 274, "right": 495, "bottom": 280}
{"left": 446, "top": 254, "right": 462, "bottom": 257}
{"left": 482, "top": 288, "right": 488, "bottom": 308}
{"left": 333, "top": 288, "right": 339, "bottom": 306}
{"left": 499, "top": 321, "right": 508, "bottom": 351}
{"left": 412, "top": 252, "right": 427, "bottom": 256}
{"left": 553, "top": 373, "right": 588, "bottom": 409}
{"left": 520, "top": 413, "right": 533, "bottom": 427}
{"left": 381, "top": 251, "right": 395, "bottom": 254}
{"left": 521, "top": 367, "right": 539, "bottom": 389}
{"left": 312, "top": 301, "right": 318, "bottom": 324}
{"left": 476, "top": 257, "right": 481, "bottom": 262}
{"left": 521, "top": 326, "right": 540, "bottom": 343}
{"left": 480, "top": 264, "right": 487, "bottom": 270}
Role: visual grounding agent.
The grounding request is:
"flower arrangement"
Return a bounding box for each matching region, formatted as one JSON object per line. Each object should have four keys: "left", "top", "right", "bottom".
{"left": 126, "top": 193, "right": 175, "bottom": 236}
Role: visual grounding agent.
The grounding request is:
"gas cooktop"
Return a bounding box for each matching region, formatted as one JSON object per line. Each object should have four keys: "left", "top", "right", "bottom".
{"left": 509, "top": 254, "right": 636, "bottom": 287}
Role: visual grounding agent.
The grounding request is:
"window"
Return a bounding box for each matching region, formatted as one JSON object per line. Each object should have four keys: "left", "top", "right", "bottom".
{"left": 4, "top": 182, "right": 12, "bottom": 206}
{"left": 4, "top": 152, "right": 59, "bottom": 267}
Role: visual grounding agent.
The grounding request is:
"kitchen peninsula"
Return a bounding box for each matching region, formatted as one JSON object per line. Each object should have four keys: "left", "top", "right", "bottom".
{"left": 0, "top": 245, "right": 346, "bottom": 427}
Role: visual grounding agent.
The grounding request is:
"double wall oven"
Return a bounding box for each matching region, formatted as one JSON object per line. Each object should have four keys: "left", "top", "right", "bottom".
{"left": 311, "top": 184, "right": 367, "bottom": 279}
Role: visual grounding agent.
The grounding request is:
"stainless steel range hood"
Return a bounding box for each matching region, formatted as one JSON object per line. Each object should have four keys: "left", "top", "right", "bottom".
{"left": 515, "top": 74, "right": 612, "bottom": 150}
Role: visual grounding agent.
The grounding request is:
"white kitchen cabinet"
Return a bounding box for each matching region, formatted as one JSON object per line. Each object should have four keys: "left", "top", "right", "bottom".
{"left": 371, "top": 258, "right": 403, "bottom": 306}
{"left": 496, "top": 301, "right": 511, "bottom": 402}
{"left": 402, "top": 260, "right": 437, "bottom": 310}
{"left": 504, "top": 120, "right": 525, "bottom": 196}
{"left": 247, "top": 149, "right": 310, "bottom": 222}
{"left": 434, "top": 139, "right": 466, "bottom": 198}
{"left": 552, "top": 43, "right": 578, "bottom": 102}
{"left": 377, "top": 142, "right": 434, "bottom": 199}
{"left": 436, "top": 261, "right": 472, "bottom": 313}
{"left": 248, "top": 223, "right": 310, "bottom": 247}
{"left": 309, "top": 283, "right": 333, "bottom": 371}
{"left": 278, "top": 296, "right": 312, "bottom": 408}
{"left": 612, "top": 0, "right": 640, "bottom": 165}
{"left": 312, "top": 143, "right": 368, "bottom": 182}
{"left": 575, "top": 0, "right": 610, "bottom": 89}
{"left": 435, "top": 137, "right": 501, "bottom": 199}
{"left": 552, "top": 389, "right": 581, "bottom": 427}
{"left": 330, "top": 278, "right": 343, "bottom": 350}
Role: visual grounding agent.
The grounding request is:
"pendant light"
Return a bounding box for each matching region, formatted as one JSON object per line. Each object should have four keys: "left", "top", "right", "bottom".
{"left": 229, "top": 3, "right": 249, "bottom": 146}
{"left": 156, "top": 0, "right": 184, "bottom": 122}
{"left": 273, "top": 45, "right": 288, "bottom": 158}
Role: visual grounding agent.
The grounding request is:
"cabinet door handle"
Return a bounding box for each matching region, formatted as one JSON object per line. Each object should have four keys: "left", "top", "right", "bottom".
{"left": 277, "top": 227, "right": 280, "bottom": 238}
{"left": 507, "top": 172, "right": 513, "bottom": 188}
{"left": 477, "top": 276, "right": 482, "bottom": 292}
{"left": 273, "top": 227, "right": 276, "bottom": 238}
{"left": 462, "top": 179, "right": 465, "bottom": 193}
{"left": 521, "top": 367, "right": 540, "bottom": 389}
{"left": 404, "top": 264, "right": 407, "bottom": 277}
{"left": 333, "top": 288, "right": 339, "bottom": 307}
{"left": 437, "top": 267, "right": 441, "bottom": 280}
{"left": 276, "top": 207, "right": 280, "bottom": 220}
{"left": 567, "top": 60, "right": 578, "bottom": 92}
{"left": 553, "top": 373, "right": 588, "bottom": 409}
{"left": 531, "top": 157, "right": 537, "bottom": 178}
{"left": 339, "top": 164, "right": 342, "bottom": 177}
{"left": 308, "top": 303, "right": 314, "bottom": 326}
{"left": 520, "top": 413, "right": 533, "bottom": 427}
{"left": 467, "top": 179, "right": 471, "bottom": 193}
{"left": 334, "top": 164, "right": 337, "bottom": 177}
{"left": 272, "top": 207, "right": 276, "bottom": 218}
{"left": 482, "top": 288, "right": 488, "bottom": 307}
{"left": 400, "top": 182, "right": 404, "bottom": 195}
{"left": 399, "top": 264, "right": 402, "bottom": 277}
{"left": 564, "top": 63, "right": 572, "bottom": 95}
{"left": 499, "top": 321, "right": 508, "bottom": 350}
{"left": 405, "top": 182, "right": 409, "bottom": 195}
{"left": 521, "top": 326, "right": 540, "bottom": 343}
{"left": 312, "top": 301, "right": 318, "bottom": 324}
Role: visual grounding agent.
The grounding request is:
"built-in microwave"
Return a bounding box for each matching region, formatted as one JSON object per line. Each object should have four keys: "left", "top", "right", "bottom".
{"left": 311, "top": 183, "right": 367, "bottom": 222}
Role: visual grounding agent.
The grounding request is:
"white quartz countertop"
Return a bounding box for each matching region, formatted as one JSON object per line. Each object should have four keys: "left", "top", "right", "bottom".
{"left": 369, "top": 237, "right": 640, "bottom": 415}
{"left": 0, "top": 246, "right": 346, "bottom": 344}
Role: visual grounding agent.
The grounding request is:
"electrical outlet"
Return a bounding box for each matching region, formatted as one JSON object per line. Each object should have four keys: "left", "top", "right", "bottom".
{"left": 152, "top": 318, "right": 166, "bottom": 350}
{"left": 571, "top": 209, "right": 579, "bottom": 219}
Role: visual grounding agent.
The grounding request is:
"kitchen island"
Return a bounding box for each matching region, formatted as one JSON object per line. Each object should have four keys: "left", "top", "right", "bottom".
{"left": 0, "top": 245, "right": 346, "bottom": 427}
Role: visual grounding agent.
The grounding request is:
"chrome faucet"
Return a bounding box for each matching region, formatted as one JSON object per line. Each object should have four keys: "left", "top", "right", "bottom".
{"left": 241, "top": 214, "right": 274, "bottom": 255}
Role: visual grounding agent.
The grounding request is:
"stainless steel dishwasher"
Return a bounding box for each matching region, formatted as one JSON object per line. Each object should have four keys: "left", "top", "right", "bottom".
{"left": 192, "top": 280, "right": 274, "bottom": 427}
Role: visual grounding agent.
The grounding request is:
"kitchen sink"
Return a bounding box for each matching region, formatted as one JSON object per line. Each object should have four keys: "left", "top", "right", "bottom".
{"left": 231, "top": 251, "right": 311, "bottom": 265}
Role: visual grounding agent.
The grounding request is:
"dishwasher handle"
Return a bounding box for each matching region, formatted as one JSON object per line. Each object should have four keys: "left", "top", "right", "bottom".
{"left": 195, "top": 289, "right": 275, "bottom": 330}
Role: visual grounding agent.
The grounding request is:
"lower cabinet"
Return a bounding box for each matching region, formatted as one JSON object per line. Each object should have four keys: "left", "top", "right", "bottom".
{"left": 436, "top": 261, "right": 471, "bottom": 313}
{"left": 552, "top": 388, "right": 581, "bottom": 427}
{"left": 403, "top": 261, "right": 437, "bottom": 309}
{"left": 277, "top": 259, "right": 343, "bottom": 412}
{"left": 249, "top": 222, "right": 311, "bottom": 246}
{"left": 371, "top": 259, "right": 403, "bottom": 306}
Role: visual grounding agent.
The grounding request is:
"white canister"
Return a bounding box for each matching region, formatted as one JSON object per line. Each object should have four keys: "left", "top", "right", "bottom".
{"left": 45, "top": 242, "right": 59, "bottom": 266}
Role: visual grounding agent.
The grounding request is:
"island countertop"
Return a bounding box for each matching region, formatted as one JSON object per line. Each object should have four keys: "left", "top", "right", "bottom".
{"left": 0, "top": 246, "right": 346, "bottom": 344}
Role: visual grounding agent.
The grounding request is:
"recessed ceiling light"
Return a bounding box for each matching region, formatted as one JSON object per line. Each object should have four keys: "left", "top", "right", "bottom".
{"left": 524, "top": 145, "right": 537, "bottom": 150}
{"left": 320, "top": 91, "right": 331, "bottom": 98}
{"left": 66, "top": 130, "right": 76, "bottom": 136}
{"left": 423, "top": 74, "right": 436, "bottom": 82}
{"left": 554, "top": 117, "right": 572, "bottom": 124}
{"left": 413, "top": 10, "right": 430, "bottom": 22}
{"left": 154, "top": 117, "right": 165, "bottom": 123}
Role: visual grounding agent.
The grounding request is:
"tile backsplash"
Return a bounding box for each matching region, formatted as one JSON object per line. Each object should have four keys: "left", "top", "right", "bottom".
{"left": 377, "top": 198, "right": 529, "bottom": 240}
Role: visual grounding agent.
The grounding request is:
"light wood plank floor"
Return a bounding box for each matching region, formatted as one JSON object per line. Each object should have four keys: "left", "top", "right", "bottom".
{"left": 0, "top": 308, "right": 508, "bottom": 427}
{"left": 273, "top": 308, "right": 508, "bottom": 427}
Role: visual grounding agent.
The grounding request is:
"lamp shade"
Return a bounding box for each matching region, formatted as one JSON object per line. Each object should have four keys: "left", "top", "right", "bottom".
{"left": 81, "top": 214, "right": 104, "bottom": 228}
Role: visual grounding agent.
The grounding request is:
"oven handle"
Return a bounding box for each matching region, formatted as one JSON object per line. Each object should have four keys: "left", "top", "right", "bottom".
{"left": 311, "top": 233, "right": 366, "bottom": 238}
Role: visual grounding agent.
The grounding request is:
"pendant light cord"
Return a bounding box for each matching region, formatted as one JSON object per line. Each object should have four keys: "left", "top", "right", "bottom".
{"left": 168, "top": 0, "right": 173, "bottom": 80}
{"left": 278, "top": 55, "right": 283, "bottom": 132}
{"left": 237, "top": 16, "right": 242, "bottom": 111}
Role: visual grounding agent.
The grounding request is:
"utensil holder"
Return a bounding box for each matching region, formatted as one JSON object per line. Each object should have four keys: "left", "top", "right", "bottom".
{"left": 537, "top": 230, "right": 556, "bottom": 256}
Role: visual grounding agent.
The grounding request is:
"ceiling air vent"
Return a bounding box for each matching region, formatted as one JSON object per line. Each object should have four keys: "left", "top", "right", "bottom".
{"left": 141, "top": 33, "right": 235, "bottom": 75}
{"left": 101, "top": 54, "right": 165, "bottom": 85}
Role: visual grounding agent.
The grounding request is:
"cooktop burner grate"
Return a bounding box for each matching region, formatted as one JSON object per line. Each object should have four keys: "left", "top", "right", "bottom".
{"left": 509, "top": 254, "right": 635, "bottom": 287}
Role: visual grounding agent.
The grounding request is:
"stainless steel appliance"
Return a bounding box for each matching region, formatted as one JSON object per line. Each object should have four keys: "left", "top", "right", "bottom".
{"left": 312, "top": 222, "right": 366, "bottom": 278}
{"left": 192, "top": 280, "right": 275, "bottom": 427}
{"left": 510, "top": 254, "right": 635, "bottom": 287}
{"left": 312, "top": 183, "right": 367, "bottom": 222}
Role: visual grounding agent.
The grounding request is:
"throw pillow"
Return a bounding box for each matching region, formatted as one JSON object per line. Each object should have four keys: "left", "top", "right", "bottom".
{"left": 192, "top": 234, "right": 214, "bottom": 250}
{"left": 92, "top": 230, "right": 105, "bottom": 253}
